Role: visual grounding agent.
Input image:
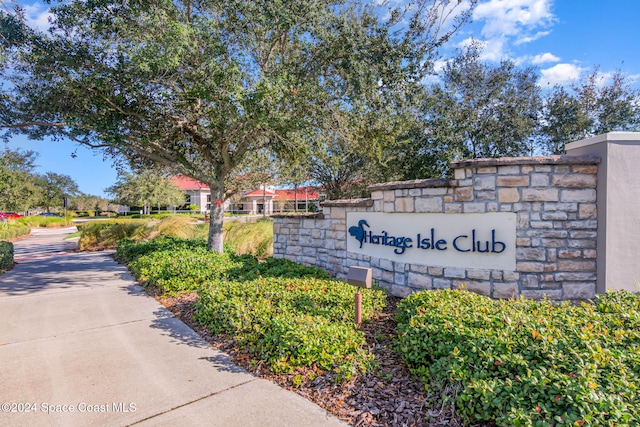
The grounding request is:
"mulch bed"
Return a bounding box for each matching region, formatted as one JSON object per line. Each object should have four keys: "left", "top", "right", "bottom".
{"left": 155, "top": 289, "right": 465, "bottom": 426}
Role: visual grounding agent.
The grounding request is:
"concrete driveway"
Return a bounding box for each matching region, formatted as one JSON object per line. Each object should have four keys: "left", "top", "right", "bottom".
{"left": 0, "top": 227, "right": 345, "bottom": 427}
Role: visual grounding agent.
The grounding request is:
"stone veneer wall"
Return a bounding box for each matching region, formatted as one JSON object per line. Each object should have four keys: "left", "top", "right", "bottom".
{"left": 273, "top": 155, "right": 601, "bottom": 301}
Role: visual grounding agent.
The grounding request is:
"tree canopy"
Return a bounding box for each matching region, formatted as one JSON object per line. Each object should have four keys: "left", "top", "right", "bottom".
{"left": 1, "top": 0, "right": 476, "bottom": 251}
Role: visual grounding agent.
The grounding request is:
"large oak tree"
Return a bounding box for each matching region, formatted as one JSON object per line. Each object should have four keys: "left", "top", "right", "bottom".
{"left": 1, "top": 0, "right": 475, "bottom": 250}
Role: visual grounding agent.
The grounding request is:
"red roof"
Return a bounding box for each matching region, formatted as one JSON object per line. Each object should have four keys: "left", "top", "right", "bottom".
{"left": 243, "top": 189, "right": 277, "bottom": 197}
{"left": 274, "top": 187, "right": 319, "bottom": 201}
{"left": 171, "top": 175, "right": 209, "bottom": 191}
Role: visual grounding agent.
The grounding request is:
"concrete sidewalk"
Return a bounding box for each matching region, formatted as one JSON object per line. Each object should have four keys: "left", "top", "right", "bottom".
{"left": 0, "top": 227, "right": 346, "bottom": 426}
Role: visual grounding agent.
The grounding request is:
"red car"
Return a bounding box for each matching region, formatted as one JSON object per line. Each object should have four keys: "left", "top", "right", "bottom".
{"left": 0, "top": 212, "right": 22, "bottom": 221}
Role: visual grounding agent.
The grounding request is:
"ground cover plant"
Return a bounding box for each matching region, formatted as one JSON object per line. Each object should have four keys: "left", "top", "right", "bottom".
{"left": 0, "top": 241, "right": 13, "bottom": 271}
{"left": 117, "top": 236, "right": 387, "bottom": 380}
{"left": 396, "top": 288, "right": 640, "bottom": 426}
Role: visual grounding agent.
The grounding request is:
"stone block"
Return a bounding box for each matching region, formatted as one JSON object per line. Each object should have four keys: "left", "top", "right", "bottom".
{"left": 503, "top": 271, "right": 520, "bottom": 281}
{"left": 445, "top": 203, "right": 463, "bottom": 213}
{"left": 554, "top": 272, "right": 597, "bottom": 281}
{"left": 497, "top": 165, "right": 521, "bottom": 175}
{"left": 474, "top": 176, "right": 496, "bottom": 190}
{"left": 428, "top": 266, "right": 444, "bottom": 276}
{"left": 497, "top": 176, "right": 529, "bottom": 187}
{"left": 371, "top": 191, "right": 384, "bottom": 200}
{"left": 530, "top": 221, "right": 554, "bottom": 229}
{"left": 409, "top": 188, "right": 422, "bottom": 197}
{"left": 567, "top": 220, "right": 597, "bottom": 229}
{"left": 477, "top": 167, "right": 497, "bottom": 174}
{"left": 395, "top": 197, "right": 415, "bottom": 212}
{"left": 517, "top": 247, "right": 546, "bottom": 261}
{"left": 464, "top": 203, "right": 487, "bottom": 213}
{"left": 578, "top": 204, "right": 597, "bottom": 219}
{"left": 567, "top": 239, "right": 596, "bottom": 249}
{"left": 395, "top": 189, "right": 409, "bottom": 197}
{"left": 415, "top": 197, "right": 443, "bottom": 213}
{"left": 547, "top": 249, "right": 557, "bottom": 262}
{"left": 454, "top": 168, "right": 466, "bottom": 180}
{"left": 583, "top": 249, "right": 597, "bottom": 259}
{"left": 410, "top": 264, "right": 429, "bottom": 274}
{"left": 534, "top": 165, "right": 552, "bottom": 173}
{"left": 433, "top": 278, "right": 451, "bottom": 289}
{"left": 541, "top": 211, "right": 568, "bottom": 221}
{"left": 569, "top": 230, "right": 597, "bottom": 239}
{"left": 557, "top": 260, "right": 596, "bottom": 272}
{"left": 391, "top": 285, "right": 413, "bottom": 298}
{"left": 491, "top": 271, "right": 503, "bottom": 280}
{"left": 552, "top": 174, "right": 597, "bottom": 188}
{"left": 408, "top": 272, "right": 432, "bottom": 289}
{"left": 467, "top": 269, "right": 491, "bottom": 280}
{"left": 516, "top": 237, "right": 531, "bottom": 246}
{"left": 562, "top": 282, "right": 596, "bottom": 300}
{"left": 558, "top": 249, "right": 582, "bottom": 258}
{"left": 394, "top": 262, "right": 406, "bottom": 273}
{"left": 530, "top": 174, "right": 550, "bottom": 187}
{"left": 521, "top": 289, "right": 562, "bottom": 300}
{"left": 477, "top": 191, "right": 496, "bottom": 201}
{"left": 395, "top": 272, "right": 407, "bottom": 286}
{"left": 379, "top": 258, "right": 393, "bottom": 271}
{"left": 561, "top": 189, "right": 596, "bottom": 203}
{"left": 383, "top": 191, "right": 395, "bottom": 202}
{"left": 572, "top": 165, "right": 597, "bottom": 174}
{"left": 455, "top": 187, "right": 474, "bottom": 202}
{"left": 522, "top": 188, "right": 559, "bottom": 202}
{"left": 521, "top": 274, "right": 539, "bottom": 288}
{"left": 383, "top": 202, "right": 395, "bottom": 212}
{"left": 444, "top": 267, "right": 466, "bottom": 278}
{"left": 521, "top": 166, "right": 534, "bottom": 174}
{"left": 493, "top": 282, "right": 519, "bottom": 299}
{"left": 517, "top": 262, "right": 545, "bottom": 272}
{"left": 487, "top": 202, "right": 499, "bottom": 212}
{"left": 455, "top": 280, "right": 491, "bottom": 297}
{"left": 422, "top": 188, "right": 448, "bottom": 196}
{"left": 498, "top": 188, "right": 520, "bottom": 203}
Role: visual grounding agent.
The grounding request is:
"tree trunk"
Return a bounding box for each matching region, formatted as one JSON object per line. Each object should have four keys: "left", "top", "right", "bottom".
{"left": 207, "top": 180, "right": 225, "bottom": 253}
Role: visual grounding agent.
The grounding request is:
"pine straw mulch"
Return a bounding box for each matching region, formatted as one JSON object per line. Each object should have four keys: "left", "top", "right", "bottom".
{"left": 154, "top": 289, "right": 466, "bottom": 427}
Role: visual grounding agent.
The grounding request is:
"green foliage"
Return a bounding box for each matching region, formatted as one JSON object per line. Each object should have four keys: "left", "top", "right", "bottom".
{"left": 0, "top": 240, "right": 14, "bottom": 270}
{"left": 223, "top": 219, "right": 274, "bottom": 257}
{"left": 0, "top": 221, "right": 30, "bottom": 240}
{"left": 396, "top": 289, "right": 640, "bottom": 426}
{"left": 106, "top": 170, "right": 186, "bottom": 212}
{"left": 18, "top": 216, "right": 72, "bottom": 228}
{"left": 78, "top": 220, "right": 151, "bottom": 250}
{"left": 116, "top": 236, "right": 387, "bottom": 378}
{"left": 195, "top": 277, "right": 386, "bottom": 378}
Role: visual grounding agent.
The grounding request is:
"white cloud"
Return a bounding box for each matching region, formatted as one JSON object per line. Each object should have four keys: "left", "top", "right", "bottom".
{"left": 22, "top": 3, "right": 53, "bottom": 32}
{"left": 531, "top": 52, "right": 560, "bottom": 64}
{"left": 474, "top": 0, "right": 555, "bottom": 38}
{"left": 469, "top": 0, "right": 556, "bottom": 60}
{"left": 539, "top": 63, "right": 585, "bottom": 87}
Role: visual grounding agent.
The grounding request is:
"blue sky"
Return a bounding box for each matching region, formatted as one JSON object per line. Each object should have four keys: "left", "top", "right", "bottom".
{"left": 6, "top": 0, "right": 640, "bottom": 197}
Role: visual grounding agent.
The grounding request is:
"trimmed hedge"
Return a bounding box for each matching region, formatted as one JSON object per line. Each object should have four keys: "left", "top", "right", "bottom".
{"left": 0, "top": 241, "right": 13, "bottom": 271}
{"left": 195, "top": 276, "right": 386, "bottom": 378}
{"left": 116, "top": 237, "right": 387, "bottom": 379}
{"left": 396, "top": 289, "right": 640, "bottom": 426}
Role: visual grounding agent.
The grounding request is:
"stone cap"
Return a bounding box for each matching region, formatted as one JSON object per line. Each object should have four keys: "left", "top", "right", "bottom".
{"left": 270, "top": 212, "right": 324, "bottom": 219}
{"left": 367, "top": 178, "right": 456, "bottom": 192}
{"left": 450, "top": 155, "right": 601, "bottom": 169}
{"left": 321, "top": 198, "right": 374, "bottom": 208}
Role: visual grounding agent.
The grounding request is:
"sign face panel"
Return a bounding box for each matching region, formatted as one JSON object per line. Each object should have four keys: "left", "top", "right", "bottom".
{"left": 346, "top": 212, "right": 517, "bottom": 270}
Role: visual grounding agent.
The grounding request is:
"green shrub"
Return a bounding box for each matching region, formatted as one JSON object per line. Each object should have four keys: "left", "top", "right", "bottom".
{"left": 0, "top": 241, "right": 13, "bottom": 270}
{"left": 396, "top": 289, "right": 640, "bottom": 426}
{"left": 0, "top": 222, "right": 31, "bottom": 240}
{"left": 116, "top": 236, "right": 386, "bottom": 379}
{"left": 194, "top": 277, "right": 386, "bottom": 378}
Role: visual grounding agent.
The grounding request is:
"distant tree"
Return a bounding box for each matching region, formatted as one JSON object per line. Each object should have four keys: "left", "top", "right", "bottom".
{"left": 105, "top": 170, "right": 185, "bottom": 214}
{"left": 398, "top": 45, "right": 541, "bottom": 178}
{"left": 34, "top": 172, "right": 79, "bottom": 212}
{"left": 1, "top": 0, "right": 476, "bottom": 251}
{"left": 539, "top": 69, "right": 640, "bottom": 154}
{"left": 0, "top": 148, "right": 39, "bottom": 211}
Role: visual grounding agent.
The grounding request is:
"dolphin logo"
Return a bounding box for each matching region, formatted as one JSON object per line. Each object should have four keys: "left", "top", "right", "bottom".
{"left": 348, "top": 220, "right": 369, "bottom": 248}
